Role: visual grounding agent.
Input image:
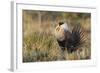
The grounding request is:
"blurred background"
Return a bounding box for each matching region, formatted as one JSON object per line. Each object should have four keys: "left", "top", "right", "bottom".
{"left": 22, "top": 10, "right": 91, "bottom": 62}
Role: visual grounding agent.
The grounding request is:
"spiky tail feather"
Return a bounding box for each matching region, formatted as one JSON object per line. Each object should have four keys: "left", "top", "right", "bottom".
{"left": 67, "top": 25, "right": 86, "bottom": 53}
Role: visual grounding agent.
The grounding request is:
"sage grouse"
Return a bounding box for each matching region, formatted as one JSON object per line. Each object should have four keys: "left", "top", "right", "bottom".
{"left": 55, "top": 22, "right": 85, "bottom": 53}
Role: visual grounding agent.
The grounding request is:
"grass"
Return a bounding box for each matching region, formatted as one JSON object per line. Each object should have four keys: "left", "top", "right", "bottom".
{"left": 23, "top": 32, "right": 62, "bottom": 62}
{"left": 23, "top": 31, "right": 91, "bottom": 62}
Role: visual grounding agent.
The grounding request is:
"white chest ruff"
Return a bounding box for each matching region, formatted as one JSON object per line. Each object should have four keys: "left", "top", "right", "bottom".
{"left": 55, "top": 27, "right": 66, "bottom": 41}
{"left": 55, "top": 22, "right": 70, "bottom": 41}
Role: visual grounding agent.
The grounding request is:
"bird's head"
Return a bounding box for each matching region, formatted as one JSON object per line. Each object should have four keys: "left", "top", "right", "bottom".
{"left": 59, "top": 22, "right": 64, "bottom": 26}
{"left": 59, "top": 22, "right": 69, "bottom": 32}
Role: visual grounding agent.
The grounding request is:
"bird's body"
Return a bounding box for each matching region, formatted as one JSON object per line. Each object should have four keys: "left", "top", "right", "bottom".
{"left": 55, "top": 22, "right": 85, "bottom": 53}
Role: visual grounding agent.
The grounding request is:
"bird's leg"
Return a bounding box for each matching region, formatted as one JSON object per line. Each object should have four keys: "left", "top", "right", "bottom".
{"left": 60, "top": 47, "right": 66, "bottom": 60}
{"left": 61, "top": 48, "right": 68, "bottom": 60}
{"left": 61, "top": 50, "right": 65, "bottom": 60}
